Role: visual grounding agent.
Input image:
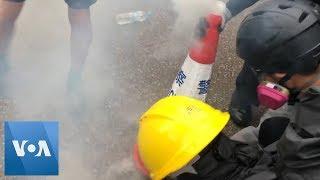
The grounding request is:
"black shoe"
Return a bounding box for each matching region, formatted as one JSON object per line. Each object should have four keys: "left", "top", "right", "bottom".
{"left": 66, "top": 70, "right": 86, "bottom": 120}
{"left": 229, "top": 106, "right": 252, "bottom": 127}
{"left": 67, "top": 69, "right": 83, "bottom": 94}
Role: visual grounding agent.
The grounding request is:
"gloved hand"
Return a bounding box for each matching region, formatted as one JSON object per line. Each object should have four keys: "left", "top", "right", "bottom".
{"left": 214, "top": 0, "right": 232, "bottom": 31}
{"left": 194, "top": 14, "right": 222, "bottom": 39}
{"left": 190, "top": 14, "right": 222, "bottom": 64}
{"left": 194, "top": 1, "right": 231, "bottom": 39}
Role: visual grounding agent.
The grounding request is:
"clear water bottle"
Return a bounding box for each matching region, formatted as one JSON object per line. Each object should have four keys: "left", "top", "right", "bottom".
{"left": 116, "top": 11, "right": 151, "bottom": 25}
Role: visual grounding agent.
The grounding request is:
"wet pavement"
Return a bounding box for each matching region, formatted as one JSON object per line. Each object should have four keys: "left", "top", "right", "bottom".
{"left": 0, "top": 0, "right": 260, "bottom": 179}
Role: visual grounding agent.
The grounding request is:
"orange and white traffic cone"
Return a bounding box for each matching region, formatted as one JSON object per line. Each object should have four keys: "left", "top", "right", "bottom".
{"left": 169, "top": 13, "right": 222, "bottom": 101}
{"left": 134, "top": 14, "right": 222, "bottom": 178}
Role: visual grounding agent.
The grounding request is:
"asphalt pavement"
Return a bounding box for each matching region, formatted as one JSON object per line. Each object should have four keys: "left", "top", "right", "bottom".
{"left": 0, "top": 0, "right": 261, "bottom": 179}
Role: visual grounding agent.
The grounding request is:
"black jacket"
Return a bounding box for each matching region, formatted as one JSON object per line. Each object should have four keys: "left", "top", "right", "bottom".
{"left": 276, "top": 91, "right": 320, "bottom": 180}
{"left": 177, "top": 91, "right": 320, "bottom": 180}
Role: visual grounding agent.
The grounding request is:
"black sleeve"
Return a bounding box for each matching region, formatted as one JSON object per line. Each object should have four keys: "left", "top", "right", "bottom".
{"left": 277, "top": 96, "right": 320, "bottom": 179}
{"left": 191, "top": 134, "right": 263, "bottom": 180}
{"left": 226, "top": 0, "right": 259, "bottom": 17}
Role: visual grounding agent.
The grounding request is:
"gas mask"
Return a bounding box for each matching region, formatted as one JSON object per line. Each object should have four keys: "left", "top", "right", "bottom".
{"left": 251, "top": 67, "right": 294, "bottom": 110}
{"left": 257, "top": 81, "right": 290, "bottom": 110}
{"left": 257, "top": 42, "right": 320, "bottom": 109}
{"left": 257, "top": 70, "right": 320, "bottom": 110}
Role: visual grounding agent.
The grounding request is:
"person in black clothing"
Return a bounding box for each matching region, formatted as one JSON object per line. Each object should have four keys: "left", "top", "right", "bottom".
{"left": 221, "top": 0, "right": 320, "bottom": 127}
{"left": 136, "top": 0, "right": 320, "bottom": 179}
{"left": 178, "top": 0, "right": 320, "bottom": 179}
{"left": 218, "top": 0, "right": 261, "bottom": 127}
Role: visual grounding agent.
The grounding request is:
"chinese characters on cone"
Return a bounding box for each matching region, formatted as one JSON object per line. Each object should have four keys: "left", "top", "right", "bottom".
{"left": 170, "top": 13, "right": 221, "bottom": 101}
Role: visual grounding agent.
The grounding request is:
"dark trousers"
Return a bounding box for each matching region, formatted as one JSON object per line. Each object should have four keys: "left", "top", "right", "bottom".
{"left": 230, "top": 63, "right": 259, "bottom": 110}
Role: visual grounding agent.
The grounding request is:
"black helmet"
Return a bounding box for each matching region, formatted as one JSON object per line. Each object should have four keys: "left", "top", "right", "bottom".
{"left": 237, "top": 0, "right": 320, "bottom": 75}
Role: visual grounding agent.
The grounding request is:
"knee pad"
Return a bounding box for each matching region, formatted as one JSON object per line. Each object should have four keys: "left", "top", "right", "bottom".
{"left": 65, "top": 0, "right": 97, "bottom": 9}
{"left": 258, "top": 117, "right": 290, "bottom": 148}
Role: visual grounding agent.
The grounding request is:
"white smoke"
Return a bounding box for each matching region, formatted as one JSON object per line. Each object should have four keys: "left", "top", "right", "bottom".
{"left": 0, "top": 0, "right": 229, "bottom": 180}
{"left": 171, "top": 0, "right": 225, "bottom": 36}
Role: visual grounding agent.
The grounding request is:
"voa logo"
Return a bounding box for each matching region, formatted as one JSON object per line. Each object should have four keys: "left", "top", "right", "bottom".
{"left": 12, "top": 140, "right": 51, "bottom": 157}
{"left": 5, "top": 121, "right": 59, "bottom": 175}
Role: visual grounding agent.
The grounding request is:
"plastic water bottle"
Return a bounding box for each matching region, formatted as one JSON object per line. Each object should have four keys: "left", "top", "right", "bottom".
{"left": 116, "top": 11, "right": 151, "bottom": 25}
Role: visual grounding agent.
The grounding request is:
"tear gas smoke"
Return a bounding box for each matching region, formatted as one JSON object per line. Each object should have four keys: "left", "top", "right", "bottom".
{"left": 171, "top": 0, "right": 224, "bottom": 38}
{"left": 0, "top": 0, "right": 227, "bottom": 180}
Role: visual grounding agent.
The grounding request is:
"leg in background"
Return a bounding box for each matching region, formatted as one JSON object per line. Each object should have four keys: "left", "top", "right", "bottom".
{"left": 67, "top": 7, "right": 92, "bottom": 93}
{"left": 0, "top": 0, "right": 24, "bottom": 95}
{"left": 229, "top": 63, "right": 259, "bottom": 127}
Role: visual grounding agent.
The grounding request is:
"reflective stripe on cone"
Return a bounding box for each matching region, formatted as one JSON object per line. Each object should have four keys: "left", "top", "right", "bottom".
{"left": 169, "top": 55, "right": 213, "bottom": 101}
{"left": 169, "top": 13, "right": 221, "bottom": 102}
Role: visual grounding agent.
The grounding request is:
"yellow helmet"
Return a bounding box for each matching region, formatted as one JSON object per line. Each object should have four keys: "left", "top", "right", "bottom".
{"left": 136, "top": 96, "right": 229, "bottom": 180}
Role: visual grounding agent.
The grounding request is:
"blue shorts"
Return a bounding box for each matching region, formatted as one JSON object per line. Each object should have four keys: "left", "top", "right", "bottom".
{"left": 5, "top": 0, "right": 97, "bottom": 9}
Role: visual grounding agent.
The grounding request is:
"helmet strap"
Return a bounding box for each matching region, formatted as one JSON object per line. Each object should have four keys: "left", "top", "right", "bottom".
{"left": 277, "top": 71, "right": 301, "bottom": 105}
{"left": 278, "top": 72, "right": 293, "bottom": 86}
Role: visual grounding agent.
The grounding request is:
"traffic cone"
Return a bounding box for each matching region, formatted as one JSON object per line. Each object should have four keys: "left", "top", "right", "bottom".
{"left": 134, "top": 13, "right": 222, "bottom": 177}
{"left": 169, "top": 13, "right": 222, "bottom": 101}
